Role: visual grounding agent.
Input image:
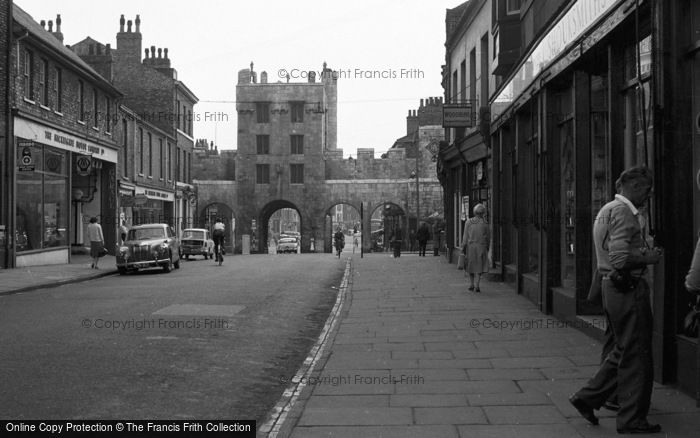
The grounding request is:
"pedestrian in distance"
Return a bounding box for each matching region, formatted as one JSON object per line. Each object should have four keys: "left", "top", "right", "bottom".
{"left": 333, "top": 227, "right": 345, "bottom": 258}
{"left": 569, "top": 166, "right": 663, "bottom": 434}
{"left": 212, "top": 218, "right": 225, "bottom": 266}
{"left": 416, "top": 221, "right": 431, "bottom": 257}
{"left": 87, "top": 217, "right": 104, "bottom": 269}
{"left": 390, "top": 225, "right": 403, "bottom": 258}
{"left": 461, "top": 203, "right": 490, "bottom": 292}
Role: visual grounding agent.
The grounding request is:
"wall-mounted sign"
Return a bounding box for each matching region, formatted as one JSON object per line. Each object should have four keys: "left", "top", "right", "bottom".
{"left": 76, "top": 155, "right": 92, "bottom": 176}
{"left": 14, "top": 117, "right": 119, "bottom": 163}
{"left": 17, "top": 142, "right": 35, "bottom": 171}
{"left": 443, "top": 103, "right": 474, "bottom": 128}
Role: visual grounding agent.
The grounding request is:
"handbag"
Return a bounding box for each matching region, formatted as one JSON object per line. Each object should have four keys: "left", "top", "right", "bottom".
{"left": 683, "top": 296, "right": 700, "bottom": 337}
{"left": 457, "top": 253, "right": 465, "bottom": 270}
{"left": 97, "top": 246, "right": 108, "bottom": 258}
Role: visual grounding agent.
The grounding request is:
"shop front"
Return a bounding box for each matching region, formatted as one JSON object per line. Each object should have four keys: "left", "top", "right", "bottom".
{"left": 120, "top": 184, "right": 174, "bottom": 227}
{"left": 489, "top": 0, "right": 700, "bottom": 398}
{"left": 13, "top": 116, "right": 118, "bottom": 267}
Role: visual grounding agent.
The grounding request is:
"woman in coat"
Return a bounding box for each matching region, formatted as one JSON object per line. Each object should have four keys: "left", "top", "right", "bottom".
{"left": 461, "top": 203, "right": 490, "bottom": 292}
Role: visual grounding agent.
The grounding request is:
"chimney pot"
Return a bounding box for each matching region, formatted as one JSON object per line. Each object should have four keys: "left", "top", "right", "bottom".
{"left": 144, "top": 48, "right": 149, "bottom": 59}
{"left": 56, "top": 14, "right": 61, "bottom": 32}
{"left": 135, "top": 15, "right": 140, "bottom": 33}
{"left": 127, "top": 20, "right": 132, "bottom": 32}
{"left": 164, "top": 48, "right": 168, "bottom": 59}
{"left": 119, "top": 14, "right": 125, "bottom": 32}
{"left": 48, "top": 20, "right": 53, "bottom": 32}
{"left": 40, "top": 20, "right": 45, "bottom": 29}
{"left": 420, "top": 99, "right": 424, "bottom": 107}
{"left": 157, "top": 48, "right": 162, "bottom": 59}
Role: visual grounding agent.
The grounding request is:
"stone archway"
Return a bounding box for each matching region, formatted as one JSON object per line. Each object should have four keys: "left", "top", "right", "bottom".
{"left": 323, "top": 202, "right": 362, "bottom": 253}
{"left": 369, "top": 202, "right": 406, "bottom": 252}
{"left": 259, "top": 200, "right": 302, "bottom": 254}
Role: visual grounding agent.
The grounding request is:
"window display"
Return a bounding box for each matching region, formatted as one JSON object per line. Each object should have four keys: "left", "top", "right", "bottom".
{"left": 15, "top": 141, "right": 69, "bottom": 252}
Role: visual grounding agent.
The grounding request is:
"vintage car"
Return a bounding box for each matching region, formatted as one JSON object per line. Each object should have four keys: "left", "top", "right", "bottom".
{"left": 180, "top": 228, "right": 214, "bottom": 260}
{"left": 276, "top": 237, "right": 299, "bottom": 254}
{"left": 116, "top": 224, "right": 181, "bottom": 274}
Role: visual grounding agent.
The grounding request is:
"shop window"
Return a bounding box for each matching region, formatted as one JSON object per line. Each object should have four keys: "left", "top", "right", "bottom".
{"left": 560, "top": 118, "right": 575, "bottom": 288}
{"left": 16, "top": 143, "right": 68, "bottom": 252}
{"left": 623, "top": 34, "right": 654, "bottom": 233}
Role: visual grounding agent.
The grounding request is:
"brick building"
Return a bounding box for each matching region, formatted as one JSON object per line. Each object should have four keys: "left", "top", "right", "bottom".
{"left": 0, "top": 1, "right": 11, "bottom": 267}
{"left": 72, "top": 15, "right": 199, "bottom": 235}
{"left": 2, "top": 5, "right": 123, "bottom": 268}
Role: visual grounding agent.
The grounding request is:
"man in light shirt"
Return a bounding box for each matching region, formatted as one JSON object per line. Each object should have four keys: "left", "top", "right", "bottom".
{"left": 570, "top": 167, "right": 662, "bottom": 434}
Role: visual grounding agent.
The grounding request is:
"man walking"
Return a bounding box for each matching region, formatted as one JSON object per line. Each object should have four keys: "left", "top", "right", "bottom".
{"left": 416, "top": 222, "right": 431, "bottom": 257}
{"left": 569, "top": 167, "right": 662, "bottom": 434}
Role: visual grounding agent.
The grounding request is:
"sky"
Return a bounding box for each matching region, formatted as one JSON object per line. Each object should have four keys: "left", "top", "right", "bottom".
{"left": 16, "top": 0, "right": 461, "bottom": 157}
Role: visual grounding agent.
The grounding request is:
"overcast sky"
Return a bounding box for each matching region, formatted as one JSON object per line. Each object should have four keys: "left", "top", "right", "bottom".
{"left": 16, "top": 0, "right": 460, "bottom": 157}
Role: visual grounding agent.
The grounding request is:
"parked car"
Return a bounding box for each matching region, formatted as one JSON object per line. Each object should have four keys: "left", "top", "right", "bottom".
{"left": 277, "top": 237, "right": 299, "bottom": 254}
{"left": 180, "top": 228, "right": 214, "bottom": 260}
{"left": 116, "top": 224, "right": 181, "bottom": 274}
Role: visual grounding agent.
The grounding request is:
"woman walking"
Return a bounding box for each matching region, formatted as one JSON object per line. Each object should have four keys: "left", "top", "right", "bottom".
{"left": 461, "top": 204, "right": 490, "bottom": 292}
{"left": 87, "top": 217, "right": 104, "bottom": 269}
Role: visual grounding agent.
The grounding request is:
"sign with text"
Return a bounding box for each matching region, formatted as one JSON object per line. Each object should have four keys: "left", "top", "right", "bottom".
{"left": 17, "top": 141, "right": 35, "bottom": 171}
{"left": 135, "top": 186, "right": 175, "bottom": 202}
{"left": 443, "top": 103, "right": 474, "bottom": 128}
{"left": 14, "top": 117, "right": 119, "bottom": 163}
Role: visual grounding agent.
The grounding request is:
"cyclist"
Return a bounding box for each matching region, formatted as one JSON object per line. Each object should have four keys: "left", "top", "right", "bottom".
{"left": 212, "top": 218, "right": 225, "bottom": 265}
{"left": 333, "top": 227, "right": 345, "bottom": 258}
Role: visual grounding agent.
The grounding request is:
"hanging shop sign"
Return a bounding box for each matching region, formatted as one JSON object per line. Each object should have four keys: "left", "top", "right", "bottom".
{"left": 443, "top": 103, "right": 474, "bottom": 128}
{"left": 14, "top": 117, "right": 119, "bottom": 163}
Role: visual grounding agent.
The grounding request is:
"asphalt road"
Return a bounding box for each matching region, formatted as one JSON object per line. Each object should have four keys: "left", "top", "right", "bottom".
{"left": 0, "top": 252, "right": 347, "bottom": 423}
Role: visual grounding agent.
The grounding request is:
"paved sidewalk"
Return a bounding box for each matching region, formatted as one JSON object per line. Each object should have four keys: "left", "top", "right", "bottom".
{"left": 273, "top": 253, "right": 700, "bottom": 438}
{"left": 0, "top": 254, "right": 117, "bottom": 295}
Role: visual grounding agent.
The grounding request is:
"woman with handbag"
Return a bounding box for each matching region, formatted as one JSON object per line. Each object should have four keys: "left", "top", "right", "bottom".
{"left": 461, "top": 204, "right": 490, "bottom": 292}
{"left": 87, "top": 217, "right": 104, "bottom": 269}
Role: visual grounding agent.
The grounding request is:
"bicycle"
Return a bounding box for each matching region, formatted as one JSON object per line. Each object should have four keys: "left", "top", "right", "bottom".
{"left": 335, "top": 239, "right": 344, "bottom": 258}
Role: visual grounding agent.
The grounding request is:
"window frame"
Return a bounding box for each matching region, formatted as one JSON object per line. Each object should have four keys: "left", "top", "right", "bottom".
{"left": 256, "top": 163, "right": 270, "bottom": 184}
{"left": 290, "top": 135, "right": 304, "bottom": 154}
{"left": 256, "top": 135, "right": 270, "bottom": 155}
{"left": 290, "top": 163, "right": 304, "bottom": 184}
{"left": 256, "top": 102, "right": 270, "bottom": 123}
{"left": 291, "top": 101, "right": 305, "bottom": 123}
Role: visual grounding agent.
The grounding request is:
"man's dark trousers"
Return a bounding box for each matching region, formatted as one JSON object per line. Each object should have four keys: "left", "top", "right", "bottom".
{"left": 418, "top": 241, "right": 427, "bottom": 257}
{"left": 574, "top": 277, "right": 654, "bottom": 430}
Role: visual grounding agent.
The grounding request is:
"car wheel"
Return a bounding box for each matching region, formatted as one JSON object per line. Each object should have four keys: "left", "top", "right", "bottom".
{"left": 185, "top": 254, "right": 190, "bottom": 260}
{"left": 163, "top": 256, "right": 173, "bottom": 273}
{"left": 118, "top": 267, "right": 127, "bottom": 275}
